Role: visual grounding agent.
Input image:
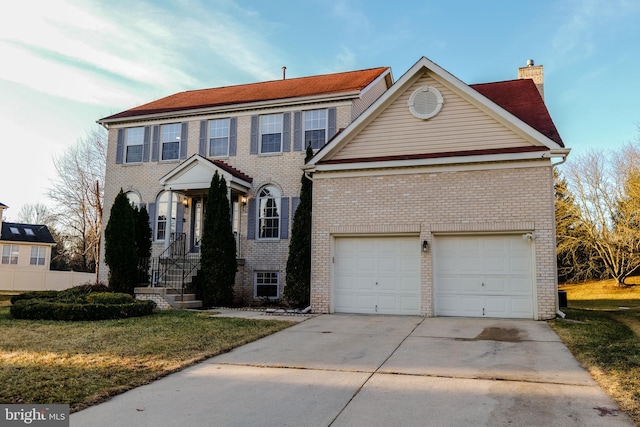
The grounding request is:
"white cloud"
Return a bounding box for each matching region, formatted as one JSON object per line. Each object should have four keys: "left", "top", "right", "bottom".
{"left": 552, "top": 0, "right": 640, "bottom": 63}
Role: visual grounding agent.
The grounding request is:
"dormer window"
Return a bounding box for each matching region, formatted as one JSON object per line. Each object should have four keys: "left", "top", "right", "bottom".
{"left": 10, "top": 227, "right": 19, "bottom": 235}
{"left": 24, "top": 228, "right": 35, "bottom": 236}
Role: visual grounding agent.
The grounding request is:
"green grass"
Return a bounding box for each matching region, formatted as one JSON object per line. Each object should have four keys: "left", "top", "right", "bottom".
{"left": 551, "top": 279, "right": 640, "bottom": 425}
{"left": 0, "top": 306, "right": 293, "bottom": 412}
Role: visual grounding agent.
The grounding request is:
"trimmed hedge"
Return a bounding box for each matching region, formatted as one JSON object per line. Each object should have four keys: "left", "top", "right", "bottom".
{"left": 10, "top": 299, "right": 156, "bottom": 321}
{"left": 9, "top": 283, "right": 155, "bottom": 321}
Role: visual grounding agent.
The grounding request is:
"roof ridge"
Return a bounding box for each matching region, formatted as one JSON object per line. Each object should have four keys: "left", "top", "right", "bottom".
{"left": 181, "top": 66, "right": 391, "bottom": 94}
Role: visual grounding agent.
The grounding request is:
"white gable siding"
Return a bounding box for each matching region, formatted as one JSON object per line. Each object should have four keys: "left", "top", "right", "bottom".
{"left": 331, "top": 72, "right": 536, "bottom": 161}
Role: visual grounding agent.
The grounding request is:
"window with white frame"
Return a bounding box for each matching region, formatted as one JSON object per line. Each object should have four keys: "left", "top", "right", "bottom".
{"left": 155, "top": 191, "right": 178, "bottom": 241}
{"left": 260, "top": 114, "right": 283, "bottom": 153}
{"left": 255, "top": 271, "right": 279, "bottom": 298}
{"left": 161, "top": 123, "right": 181, "bottom": 161}
{"left": 2, "top": 245, "right": 19, "bottom": 264}
{"left": 125, "top": 127, "right": 144, "bottom": 163}
{"left": 30, "top": 246, "right": 46, "bottom": 266}
{"left": 304, "top": 109, "right": 327, "bottom": 150}
{"left": 209, "top": 119, "right": 230, "bottom": 157}
{"left": 258, "top": 186, "right": 280, "bottom": 239}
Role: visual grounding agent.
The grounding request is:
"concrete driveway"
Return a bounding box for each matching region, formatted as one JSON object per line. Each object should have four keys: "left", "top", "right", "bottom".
{"left": 71, "top": 315, "right": 633, "bottom": 426}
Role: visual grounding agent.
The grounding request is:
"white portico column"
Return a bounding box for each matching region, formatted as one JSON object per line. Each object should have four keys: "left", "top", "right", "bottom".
{"left": 163, "top": 190, "right": 174, "bottom": 255}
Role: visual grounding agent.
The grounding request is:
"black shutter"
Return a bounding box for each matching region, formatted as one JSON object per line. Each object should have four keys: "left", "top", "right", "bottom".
{"left": 250, "top": 115, "right": 259, "bottom": 154}
{"left": 282, "top": 112, "right": 291, "bottom": 152}
{"left": 229, "top": 117, "right": 237, "bottom": 156}
{"left": 199, "top": 120, "right": 207, "bottom": 156}
{"left": 247, "top": 198, "right": 256, "bottom": 239}
{"left": 143, "top": 126, "right": 151, "bottom": 162}
{"left": 116, "top": 129, "right": 124, "bottom": 164}
{"left": 180, "top": 122, "right": 188, "bottom": 159}
{"left": 151, "top": 125, "right": 159, "bottom": 161}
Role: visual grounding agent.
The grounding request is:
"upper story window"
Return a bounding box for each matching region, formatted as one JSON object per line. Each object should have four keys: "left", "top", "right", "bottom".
{"left": 209, "top": 119, "right": 230, "bottom": 157}
{"left": 258, "top": 185, "right": 281, "bottom": 239}
{"left": 30, "top": 246, "right": 46, "bottom": 266}
{"left": 125, "top": 127, "right": 144, "bottom": 163}
{"left": 260, "top": 114, "right": 283, "bottom": 154}
{"left": 304, "top": 109, "right": 327, "bottom": 150}
{"left": 161, "top": 123, "right": 181, "bottom": 161}
{"left": 2, "top": 245, "right": 19, "bottom": 265}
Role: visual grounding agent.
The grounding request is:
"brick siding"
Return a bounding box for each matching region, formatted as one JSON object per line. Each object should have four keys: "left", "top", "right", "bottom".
{"left": 310, "top": 162, "right": 558, "bottom": 320}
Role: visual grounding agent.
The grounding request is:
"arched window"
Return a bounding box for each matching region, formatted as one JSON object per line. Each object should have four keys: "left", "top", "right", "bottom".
{"left": 258, "top": 186, "right": 281, "bottom": 239}
{"left": 155, "top": 191, "right": 177, "bottom": 241}
{"left": 125, "top": 191, "right": 141, "bottom": 207}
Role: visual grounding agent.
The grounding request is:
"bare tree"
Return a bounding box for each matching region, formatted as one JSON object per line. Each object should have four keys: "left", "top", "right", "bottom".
{"left": 562, "top": 143, "right": 640, "bottom": 286}
{"left": 15, "top": 203, "right": 56, "bottom": 225}
{"left": 47, "top": 128, "right": 106, "bottom": 280}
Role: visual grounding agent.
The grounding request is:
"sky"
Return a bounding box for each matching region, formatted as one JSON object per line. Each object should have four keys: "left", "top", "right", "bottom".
{"left": 1, "top": 0, "right": 639, "bottom": 220}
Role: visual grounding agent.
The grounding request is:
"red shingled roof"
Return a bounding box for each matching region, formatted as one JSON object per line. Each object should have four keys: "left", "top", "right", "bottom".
{"left": 211, "top": 159, "right": 253, "bottom": 183}
{"left": 471, "top": 79, "right": 564, "bottom": 147}
{"left": 101, "top": 67, "right": 390, "bottom": 121}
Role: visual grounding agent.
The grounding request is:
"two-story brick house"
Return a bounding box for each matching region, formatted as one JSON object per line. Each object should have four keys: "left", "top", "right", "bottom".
{"left": 99, "top": 56, "right": 568, "bottom": 319}
{"left": 98, "top": 66, "right": 393, "bottom": 304}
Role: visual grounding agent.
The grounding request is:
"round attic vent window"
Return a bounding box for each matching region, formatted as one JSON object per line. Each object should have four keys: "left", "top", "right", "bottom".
{"left": 408, "top": 85, "right": 444, "bottom": 120}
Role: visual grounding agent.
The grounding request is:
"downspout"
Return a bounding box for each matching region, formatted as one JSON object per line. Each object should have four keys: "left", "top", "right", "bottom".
{"left": 550, "top": 148, "right": 570, "bottom": 319}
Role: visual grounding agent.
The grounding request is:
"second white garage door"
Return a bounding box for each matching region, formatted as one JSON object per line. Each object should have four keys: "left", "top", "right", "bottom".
{"left": 334, "top": 236, "right": 421, "bottom": 315}
{"left": 435, "top": 234, "right": 534, "bottom": 318}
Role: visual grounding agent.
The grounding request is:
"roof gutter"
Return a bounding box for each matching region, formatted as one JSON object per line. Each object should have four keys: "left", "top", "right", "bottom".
{"left": 98, "top": 92, "right": 361, "bottom": 126}
{"left": 547, "top": 148, "right": 571, "bottom": 167}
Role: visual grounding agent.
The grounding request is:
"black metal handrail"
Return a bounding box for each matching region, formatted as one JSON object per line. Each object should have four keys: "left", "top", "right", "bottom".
{"left": 137, "top": 233, "right": 201, "bottom": 304}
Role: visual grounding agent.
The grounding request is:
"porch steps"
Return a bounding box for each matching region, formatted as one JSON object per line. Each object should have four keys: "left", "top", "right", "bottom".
{"left": 164, "top": 289, "right": 203, "bottom": 309}
{"left": 134, "top": 287, "right": 203, "bottom": 310}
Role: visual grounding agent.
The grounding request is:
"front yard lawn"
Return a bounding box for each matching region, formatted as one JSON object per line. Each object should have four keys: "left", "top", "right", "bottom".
{"left": 551, "top": 280, "right": 640, "bottom": 425}
{"left": 0, "top": 305, "right": 293, "bottom": 412}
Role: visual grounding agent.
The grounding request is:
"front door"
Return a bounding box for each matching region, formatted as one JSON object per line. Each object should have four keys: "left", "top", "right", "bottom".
{"left": 190, "top": 195, "right": 241, "bottom": 254}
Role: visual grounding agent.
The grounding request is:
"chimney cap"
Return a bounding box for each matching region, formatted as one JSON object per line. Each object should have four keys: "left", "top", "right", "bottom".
{"left": 527, "top": 59, "right": 535, "bottom": 67}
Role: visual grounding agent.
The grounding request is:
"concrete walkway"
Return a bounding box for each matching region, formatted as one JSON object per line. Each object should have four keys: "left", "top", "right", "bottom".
{"left": 71, "top": 314, "right": 633, "bottom": 427}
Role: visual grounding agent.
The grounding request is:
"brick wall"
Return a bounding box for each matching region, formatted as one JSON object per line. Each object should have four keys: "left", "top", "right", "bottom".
{"left": 100, "top": 103, "right": 353, "bottom": 302}
{"left": 310, "top": 162, "right": 558, "bottom": 320}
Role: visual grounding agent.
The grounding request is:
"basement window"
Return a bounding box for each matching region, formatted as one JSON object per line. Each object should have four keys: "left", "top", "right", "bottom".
{"left": 255, "top": 271, "right": 279, "bottom": 299}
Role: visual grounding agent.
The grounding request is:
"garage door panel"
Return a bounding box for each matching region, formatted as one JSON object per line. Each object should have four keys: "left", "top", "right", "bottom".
{"left": 437, "top": 276, "right": 482, "bottom": 293}
{"left": 400, "top": 277, "right": 420, "bottom": 292}
{"left": 334, "top": 236, "right": 420, "bottom": 315}
{"left": 437, "top": 295, "right": 483, "bottom": 317}
{"left": 435, "top": 235, "right": 534, "bottom": 319}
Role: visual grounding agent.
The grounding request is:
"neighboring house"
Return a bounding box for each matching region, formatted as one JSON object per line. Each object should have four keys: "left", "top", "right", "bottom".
{"left": 98, "top": 56, "right": 568, "bottom": 319}
{"left": 0, "top": 202, "right": 93, "bottom": 291}
{"left": 304, "top": 57, "right": 569, "bottom": 319}
{"left": 97, "top": 67, "right": 393, "bottom": 305}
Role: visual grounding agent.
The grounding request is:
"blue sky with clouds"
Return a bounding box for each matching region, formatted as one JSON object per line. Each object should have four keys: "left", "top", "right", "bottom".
{"left": 1, "top": 0, "right": 639, "bottom": 217}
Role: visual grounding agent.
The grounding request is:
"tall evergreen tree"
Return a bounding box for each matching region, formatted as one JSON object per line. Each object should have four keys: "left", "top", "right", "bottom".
{"left": 200, "top": 171, "right": 237, "bottom": 306}
{"left": 134, "top": 205, "right": 152, "bottom": 284}
{"left": 104, "top": 189, "right": 138, "bottom": 294}
{"left": 284, "top": 144, "right": 313, "bottom": 308}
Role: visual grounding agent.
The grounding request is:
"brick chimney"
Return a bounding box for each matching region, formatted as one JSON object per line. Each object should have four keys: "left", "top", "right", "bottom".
{"left": 518, "top": 59, "right": 544, "bottom": 100}
{"left": 0, "top": 202, "right": 5, "bottom": 224}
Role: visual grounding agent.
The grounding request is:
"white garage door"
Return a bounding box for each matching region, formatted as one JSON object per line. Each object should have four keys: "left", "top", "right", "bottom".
{"left": 334, "top": 236, "right": 421, "bottom": 315}
{"left": 435, "top": 235, "right": 534, "bottom": 319}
